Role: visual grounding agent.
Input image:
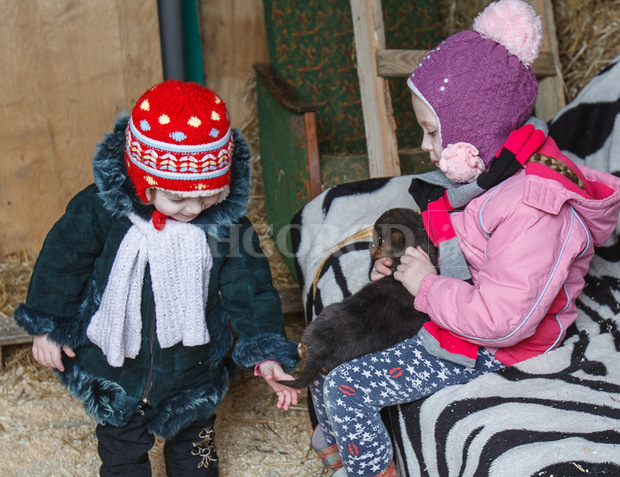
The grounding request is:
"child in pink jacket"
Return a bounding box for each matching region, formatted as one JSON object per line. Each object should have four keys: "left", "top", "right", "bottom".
{"left": 308, "top": 1, "right": 620, "bottom": 476}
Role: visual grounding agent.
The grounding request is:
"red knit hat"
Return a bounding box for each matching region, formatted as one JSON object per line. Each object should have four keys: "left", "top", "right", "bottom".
{"left": 125, "top": 80, "right": 234, "bottom": 202}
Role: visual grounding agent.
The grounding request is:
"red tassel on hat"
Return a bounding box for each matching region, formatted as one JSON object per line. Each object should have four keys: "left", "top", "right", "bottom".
{"left": 152, "top": 210, "right": 168, "bottom": 230}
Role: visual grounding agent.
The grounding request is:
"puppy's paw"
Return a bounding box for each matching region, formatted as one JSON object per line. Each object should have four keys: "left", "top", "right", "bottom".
{"left": 298, "top": 342, "right": 308, "bottom": 360}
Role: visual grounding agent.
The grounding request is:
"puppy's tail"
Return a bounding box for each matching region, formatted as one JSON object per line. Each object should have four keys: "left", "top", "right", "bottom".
{"left": 277, "top": 362, "right": 323, "bottom": 389}
{"left": 277, "top": 376, "right": 312, "bottom": 389}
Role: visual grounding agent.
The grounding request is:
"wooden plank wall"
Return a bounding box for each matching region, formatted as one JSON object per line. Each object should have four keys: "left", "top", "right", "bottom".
{"left": 0, "top": 0, "right": 162, "bottom": 254}
{"left": 0, "top": 0, "right": 268, "bottom": 255}
{"left": 202, "top": 1, "right": 269, "bottom": 128}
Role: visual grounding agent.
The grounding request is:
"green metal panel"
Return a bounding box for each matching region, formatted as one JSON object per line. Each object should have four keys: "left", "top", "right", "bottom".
{"left": 181, "top": 0, "right": 205, "bottom": 84}
{"left": 255, "top": 76, "right": 312, "bottom": 277}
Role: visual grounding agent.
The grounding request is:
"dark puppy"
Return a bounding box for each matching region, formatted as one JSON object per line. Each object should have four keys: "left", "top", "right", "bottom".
{"left": 280, "top": 208, "right": 438, "bottom": 389}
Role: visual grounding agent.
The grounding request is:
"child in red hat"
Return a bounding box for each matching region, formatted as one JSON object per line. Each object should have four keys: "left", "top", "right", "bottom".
{"left": 15, "top": 80, "right": 301, "bottom": 476}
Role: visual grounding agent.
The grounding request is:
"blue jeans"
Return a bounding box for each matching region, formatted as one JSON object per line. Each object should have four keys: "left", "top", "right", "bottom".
{"left": 310, "top": 335, "right": 503, "bottom": 476}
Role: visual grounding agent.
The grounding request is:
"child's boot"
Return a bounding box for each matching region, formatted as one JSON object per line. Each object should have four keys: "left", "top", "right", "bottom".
{"left": 314, "top": 443, "right": 343, "bottom": 472}
{"left": 311, "top": 426, "right": 343, "bottom": 473}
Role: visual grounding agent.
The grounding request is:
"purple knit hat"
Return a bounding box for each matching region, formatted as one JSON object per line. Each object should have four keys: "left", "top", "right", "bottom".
{"left": 408, "top": 0, "right": 542, "bottom": 175}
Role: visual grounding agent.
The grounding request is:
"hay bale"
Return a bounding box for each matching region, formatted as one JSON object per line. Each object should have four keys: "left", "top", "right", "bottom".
{"left": 436, "top": 0, "right": 620, "bottom": 103}
{"left": 0, "top": 251, "right": 35, "bottom": 319}
{"left": 553, "top": 0, "right": 620, "bottom": 100}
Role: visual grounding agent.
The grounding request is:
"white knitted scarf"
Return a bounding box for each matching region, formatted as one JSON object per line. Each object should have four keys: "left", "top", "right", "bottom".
{"left": 87, "top": 213, "right": 212, "bottom": 367}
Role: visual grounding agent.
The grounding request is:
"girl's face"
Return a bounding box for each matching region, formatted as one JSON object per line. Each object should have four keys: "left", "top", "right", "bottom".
{"left": 411, "top": 94, "right": 442, "bottom": 167}
{"left": 150, "top": 190, "right": 221, "bottom": 222}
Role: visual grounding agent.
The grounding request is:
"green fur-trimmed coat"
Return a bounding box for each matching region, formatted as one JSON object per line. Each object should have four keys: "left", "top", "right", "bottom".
{"left": 14, "top": 115, "right": 299, "bottom": 439}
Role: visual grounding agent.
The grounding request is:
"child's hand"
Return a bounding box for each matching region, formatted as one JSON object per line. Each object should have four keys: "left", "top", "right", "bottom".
{"left": 32, "top": 333, "right": 76, "bottom": 372}
{"left": 370, "top": 256, "right": 394, "bottom": 282}
{"left": 393, "top": 246, "right": 437, "bottom": 296}
{"left": 258, "top": 361, "right": 302, "bottom": 411}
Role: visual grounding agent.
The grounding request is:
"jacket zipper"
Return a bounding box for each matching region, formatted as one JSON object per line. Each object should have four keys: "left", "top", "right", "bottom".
{"left": 139, "top": 309, "right": 156, "bottom": 414}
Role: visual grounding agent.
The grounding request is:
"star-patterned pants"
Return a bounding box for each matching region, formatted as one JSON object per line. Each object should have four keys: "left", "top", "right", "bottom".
{"left": 310, "top": 335, "right": 503, "bottom": 476}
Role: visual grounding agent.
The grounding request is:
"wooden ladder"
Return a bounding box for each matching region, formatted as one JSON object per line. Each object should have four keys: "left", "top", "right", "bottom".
{"left": 350, "top": 0, "right": 565, "bottom": 178}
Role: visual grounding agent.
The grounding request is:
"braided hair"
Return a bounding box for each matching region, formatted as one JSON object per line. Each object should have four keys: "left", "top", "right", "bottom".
{"left": 528, "top": 153, "right": 585, "bottom": 190}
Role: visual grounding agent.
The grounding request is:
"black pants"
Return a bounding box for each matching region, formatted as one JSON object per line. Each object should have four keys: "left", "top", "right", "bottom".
{"left": 96, "top": 410, "right": 219, "bottom": 477}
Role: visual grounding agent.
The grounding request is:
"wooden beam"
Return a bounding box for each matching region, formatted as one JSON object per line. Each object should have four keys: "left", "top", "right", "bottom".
{"left": 303, "top": 112, "right": 322, "bottom": 199}
{"left": 531, "top": 0, "right": 565, "bottom": 121}
{"left": 350, "top": 0, "right": 400, "bottom": 178}
{"left": 376, "top": 50, "right": 558, "bottom": 78}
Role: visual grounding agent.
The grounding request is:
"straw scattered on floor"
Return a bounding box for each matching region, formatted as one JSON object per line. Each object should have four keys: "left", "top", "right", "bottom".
{"left": 1, "top": 2, "right": 618, "bottom": 475}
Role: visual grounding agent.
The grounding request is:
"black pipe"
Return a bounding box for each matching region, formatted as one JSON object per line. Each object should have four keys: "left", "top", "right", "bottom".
{"left": 157, "top": 0, "right": 185, "bottom": 81}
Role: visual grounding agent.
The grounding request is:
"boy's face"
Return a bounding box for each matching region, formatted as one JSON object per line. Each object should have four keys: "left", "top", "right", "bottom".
{"left": 150, "top": 190, "right": 221, "bottom": 222}
{"left": 411, "top": 94, "right": 442, "bottom": 167}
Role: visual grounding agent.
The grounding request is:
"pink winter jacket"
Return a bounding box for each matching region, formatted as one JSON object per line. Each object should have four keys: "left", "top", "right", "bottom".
{"left": 414, "top": 138, "right": 620, "bottom": 366}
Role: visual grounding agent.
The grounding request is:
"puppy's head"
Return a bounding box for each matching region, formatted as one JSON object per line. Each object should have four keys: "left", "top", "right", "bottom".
{"left": 369, "top": 208, "right": 438, "bottom": 270}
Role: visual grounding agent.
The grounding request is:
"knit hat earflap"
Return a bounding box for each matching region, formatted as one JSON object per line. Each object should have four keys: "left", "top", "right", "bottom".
{"left": 125, "top": 80, "right": 234, "bottom": 202}
{"left": 407, "top": 0, "right": 542, "bottom": 182}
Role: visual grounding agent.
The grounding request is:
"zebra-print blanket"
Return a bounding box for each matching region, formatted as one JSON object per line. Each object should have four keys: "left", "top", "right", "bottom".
{"left": 389, "top": 245, "right": 620, "bottom": 476}
{"left": 291, "top": 55, "right": 620, "bottom": 476}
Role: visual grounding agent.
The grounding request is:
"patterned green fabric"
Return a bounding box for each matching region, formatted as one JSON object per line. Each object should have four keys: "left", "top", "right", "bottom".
{"left": 263, "top": 0, "right": 440, "bottom": 155}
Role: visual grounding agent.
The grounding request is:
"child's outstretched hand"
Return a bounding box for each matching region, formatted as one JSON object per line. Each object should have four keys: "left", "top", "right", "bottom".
{"left": 370, "top": 256, "right": 394, "bottom": 282}
{"left": 32, "top": 333, "right": 76, "bottom": 372}
{"left": 258, "top": 361, "right": 302, "bottom": 411}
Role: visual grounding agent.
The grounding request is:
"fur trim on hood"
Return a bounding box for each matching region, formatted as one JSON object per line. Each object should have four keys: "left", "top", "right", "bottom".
{"left": 91, "top": 114, "right": 252, "bottom": 238}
